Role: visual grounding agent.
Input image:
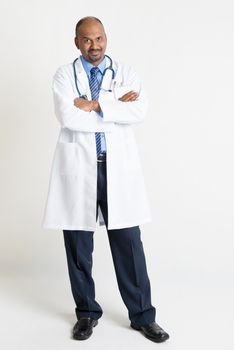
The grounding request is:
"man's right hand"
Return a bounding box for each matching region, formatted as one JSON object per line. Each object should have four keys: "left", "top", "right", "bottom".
{"left": 74, "top": 97, "right": 93, "bottom": 112}
{"left": 74, "top": 98, "right": 100, "bottom": 112}
{"left": 118, "top": 91, "right": 139, "bottom": 102}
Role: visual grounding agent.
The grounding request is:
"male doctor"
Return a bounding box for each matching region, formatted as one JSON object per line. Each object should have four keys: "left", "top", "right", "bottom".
{"left": 42, "top": 16, "right": 169, "bottom": 343}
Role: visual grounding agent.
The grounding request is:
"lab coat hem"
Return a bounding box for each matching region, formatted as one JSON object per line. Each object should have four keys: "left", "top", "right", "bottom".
{"left": 107, "top": 217, "right": 152, "bottom": 230}
{"left": 42, "top": 224, "right": 98, "bottom": 232}
{"left": 42, "top": 217, "right": 151, "bottom": 231}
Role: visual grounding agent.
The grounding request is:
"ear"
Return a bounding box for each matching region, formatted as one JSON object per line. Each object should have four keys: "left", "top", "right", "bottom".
{"left": 74, "top": 37, "right": 80, "bottom": 49}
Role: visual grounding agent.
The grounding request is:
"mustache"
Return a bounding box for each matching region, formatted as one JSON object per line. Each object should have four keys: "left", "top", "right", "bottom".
{"left": 88, "top": 49, "right": 102, "bottom": 53}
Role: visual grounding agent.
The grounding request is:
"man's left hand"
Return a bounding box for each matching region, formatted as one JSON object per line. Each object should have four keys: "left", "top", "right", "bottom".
{"left": 118, "top": 91, "right": 139, "bottom": 102}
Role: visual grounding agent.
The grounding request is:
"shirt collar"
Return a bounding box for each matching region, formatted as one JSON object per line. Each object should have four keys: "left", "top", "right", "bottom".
{"left": 80, "top": 55, "right": 106, "bottom": 78}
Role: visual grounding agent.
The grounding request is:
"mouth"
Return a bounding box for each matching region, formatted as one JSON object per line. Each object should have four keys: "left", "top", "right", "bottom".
{"left": 89, "top": 50, "right": 102, "bottom": 56}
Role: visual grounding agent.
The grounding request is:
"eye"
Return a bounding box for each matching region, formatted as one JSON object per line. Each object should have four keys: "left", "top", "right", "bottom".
{"left": 83, "top": 38, "right": 91, "bottom": 44}
{"left": 96, "top": 37, "right": 102, "bottom": 42}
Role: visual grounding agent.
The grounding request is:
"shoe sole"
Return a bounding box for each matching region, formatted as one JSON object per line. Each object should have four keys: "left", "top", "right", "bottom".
{"left": 73, "top": 320, "right": 98, "bottom": 340}
{"left": 130, "top": 323, "right": 170, "bottom": 343}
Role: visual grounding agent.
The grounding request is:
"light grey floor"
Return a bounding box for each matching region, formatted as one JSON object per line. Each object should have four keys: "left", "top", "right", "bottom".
{"left": 1, "top": 260, "right": 233, "bottom": 350}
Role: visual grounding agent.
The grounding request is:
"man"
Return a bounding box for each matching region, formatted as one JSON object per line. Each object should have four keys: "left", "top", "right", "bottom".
{"left": 42, "top": 16, "right": 169, "bottom": 343}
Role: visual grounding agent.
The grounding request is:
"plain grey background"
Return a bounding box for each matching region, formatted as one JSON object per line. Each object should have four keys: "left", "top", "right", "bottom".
{"left": 0, "top": 0, "right": 233, "bottom": 349}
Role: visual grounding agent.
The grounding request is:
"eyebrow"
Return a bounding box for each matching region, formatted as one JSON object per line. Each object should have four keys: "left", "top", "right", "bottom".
{"left": 81, "top": 35, "right": 102, "bottom": 39}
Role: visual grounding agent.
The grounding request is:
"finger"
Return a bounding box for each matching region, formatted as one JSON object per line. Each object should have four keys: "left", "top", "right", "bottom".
{"left": 119, "top": 91, "right": 139, "bottom": 101}
{"left": 118, "top": 91, "right": 135, "bottom": 100}
{"left": 128, "top": 96, "right": 139, "bottom": 101}
{"left": 122, "top": 91, "right": 134, "bottom": 98}
{"left": 128, "top": 92, "right": 139, "bottom": 100}
{"left": 119, "top": 92, "right": 139, "bottom": 102}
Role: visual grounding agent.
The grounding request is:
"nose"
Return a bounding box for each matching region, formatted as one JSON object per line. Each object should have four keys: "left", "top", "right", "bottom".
{"left": 90, "top": 41, "right": 99, "bottom": 50}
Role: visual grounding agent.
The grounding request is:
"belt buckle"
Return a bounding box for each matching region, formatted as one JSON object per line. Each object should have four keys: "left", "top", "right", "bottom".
{"left": 97, "top": 152, "right": 106, "bottom": 162}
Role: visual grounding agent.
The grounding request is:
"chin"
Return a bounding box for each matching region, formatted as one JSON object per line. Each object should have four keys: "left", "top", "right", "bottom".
{"left": 89, "top": 54, "right": 104, "bottom": 63}
{"left": 92, "top": 56, "right": 102, "bottom": 62}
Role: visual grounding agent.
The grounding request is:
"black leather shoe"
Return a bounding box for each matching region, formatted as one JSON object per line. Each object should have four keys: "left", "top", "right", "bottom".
{"left": 72, "top": 317, "right": 98, "bottom": 340}
{"left": 131, "top": 321, "right": 169, "bottom": 343}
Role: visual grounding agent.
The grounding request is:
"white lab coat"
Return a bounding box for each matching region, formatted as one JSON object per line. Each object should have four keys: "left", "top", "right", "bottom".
{"left": 42, "top": 56, "right": 152, "bottom": 231}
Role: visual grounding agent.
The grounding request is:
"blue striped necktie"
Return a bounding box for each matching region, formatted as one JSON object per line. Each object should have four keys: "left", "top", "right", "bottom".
{"left": 89, "top": 67, "right": 102, "bottom": 157}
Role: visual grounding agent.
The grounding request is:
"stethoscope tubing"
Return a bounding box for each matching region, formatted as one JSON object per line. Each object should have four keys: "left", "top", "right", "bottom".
{"left": 72, "top": 54, "right": 115, "bottom": 96}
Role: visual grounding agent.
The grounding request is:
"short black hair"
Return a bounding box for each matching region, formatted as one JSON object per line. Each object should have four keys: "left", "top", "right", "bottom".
{"left": 75, "top": 16, "right": 103, "bottom": 36}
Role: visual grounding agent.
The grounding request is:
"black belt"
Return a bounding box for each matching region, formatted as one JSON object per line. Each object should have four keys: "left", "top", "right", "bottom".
{"left": 97, "top": 152, "right": 106, "bottom": 162}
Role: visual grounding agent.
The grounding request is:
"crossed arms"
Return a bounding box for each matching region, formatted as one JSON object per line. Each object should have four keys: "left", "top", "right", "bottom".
{"left": 73, "top": 91, "right": 139, "bottom": 112}
{"left": 52, "top": 65, "right": 148, "bottom": 132}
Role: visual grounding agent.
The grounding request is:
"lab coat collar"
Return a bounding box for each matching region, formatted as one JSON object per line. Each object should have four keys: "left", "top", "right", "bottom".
{"left": 73, "top": 55, "right": 117, "bottom": 99}
{"left": 80, "top": 55, "right": 106, "bottom": 78}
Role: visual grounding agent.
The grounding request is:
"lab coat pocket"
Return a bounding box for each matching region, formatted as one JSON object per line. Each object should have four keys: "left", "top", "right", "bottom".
{"left": 55, "top": 142, "right": 79, "bottom": 175}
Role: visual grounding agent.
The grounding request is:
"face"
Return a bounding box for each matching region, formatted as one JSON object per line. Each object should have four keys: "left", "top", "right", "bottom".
{"left": 74, "top": 20, "right": 107, "bottom": 66}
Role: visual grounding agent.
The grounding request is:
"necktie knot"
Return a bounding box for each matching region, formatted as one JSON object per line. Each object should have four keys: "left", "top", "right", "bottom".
{"left": 90, "top": 67, "right": 99, "bottom": 77}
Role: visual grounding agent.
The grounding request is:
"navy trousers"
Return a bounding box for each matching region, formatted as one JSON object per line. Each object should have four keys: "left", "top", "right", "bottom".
{"left": 63, "top": 159, "right": 156, "bottom": 327}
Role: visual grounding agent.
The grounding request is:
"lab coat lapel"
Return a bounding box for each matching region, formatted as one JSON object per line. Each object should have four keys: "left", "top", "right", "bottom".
{"left": 75, "top": 56, "right": 118, "bottom": 98}
{"left": 75, "top": 57, "right": 92, "bottom": 100}
{"left": 101, "top": 58, "right": 118, "bottom": 91}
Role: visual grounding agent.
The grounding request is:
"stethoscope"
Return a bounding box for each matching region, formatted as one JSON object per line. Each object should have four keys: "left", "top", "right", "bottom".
{"left": 72, "top": 54, "right": 115, "bottom": 99}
